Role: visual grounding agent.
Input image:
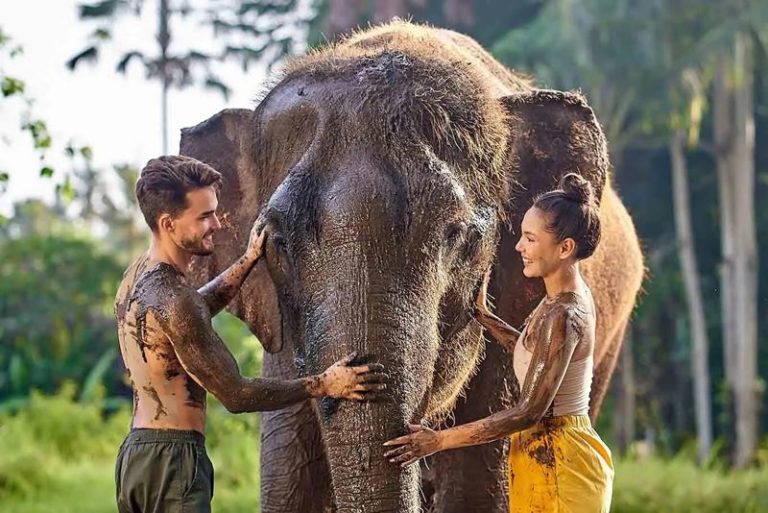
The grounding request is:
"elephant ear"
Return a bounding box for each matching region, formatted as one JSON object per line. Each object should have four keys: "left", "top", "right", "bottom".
{"left": 500, "top": 89, "right": 609, "bottom": 219}
{"left": 488, "top": 90, "right": 611, "bottom": 326}
{"left": 180, "top": 108, "right": 284, "bottom": 353}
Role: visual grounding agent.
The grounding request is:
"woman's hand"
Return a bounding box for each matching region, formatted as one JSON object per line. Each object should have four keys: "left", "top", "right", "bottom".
{"left": 474, "top": 267, "right": 493, "bottom": 317}
{"left": 383, "top": 423, "right": 445, "bottom": 467}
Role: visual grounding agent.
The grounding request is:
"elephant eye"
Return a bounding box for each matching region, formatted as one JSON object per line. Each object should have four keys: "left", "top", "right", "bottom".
{"left": 267, "top": 234, "right": 292, "bottom": 277}
{"left": 444, "top": 222, "right": 468, "bottom": 249}
{"left": 461, "top": 227, "right": 482, "bottom": 262}
{"left": 272, "top": 235, "right": 288, "bottom": 255}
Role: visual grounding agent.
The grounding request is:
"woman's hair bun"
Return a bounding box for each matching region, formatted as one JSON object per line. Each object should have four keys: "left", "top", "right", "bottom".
{"left": 558, "top": 173, "right": 594, "bottom": 205}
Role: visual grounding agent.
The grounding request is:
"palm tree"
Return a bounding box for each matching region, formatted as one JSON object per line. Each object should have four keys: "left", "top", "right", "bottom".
{"left": 67, "top": 0, "right": 230, "bottom": 153}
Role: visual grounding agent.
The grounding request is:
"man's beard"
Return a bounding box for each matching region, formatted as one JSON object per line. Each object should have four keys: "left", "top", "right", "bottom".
{"left": 180, "top": 233, "right": 214, "bottom": 256}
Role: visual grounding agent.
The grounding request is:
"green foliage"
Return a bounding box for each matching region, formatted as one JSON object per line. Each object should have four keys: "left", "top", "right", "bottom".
{"left": 613, "top": 457, "right": 768, "bottom": 512}
{"left": 0, "top": 387, "right": 260, "bottom": 512}
{"left": 0, "top": 231, "right": 124, "bottom": 400}
{"left": 1, "top": 75, "right": 25, "bottom": 96}
{"left": 0, "top": 27, "right": 55, "bottom": 187}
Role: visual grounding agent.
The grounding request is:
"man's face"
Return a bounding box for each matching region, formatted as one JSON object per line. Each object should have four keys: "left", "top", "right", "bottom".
{"left": 168, "top": 186, "right": 221, "bottom": 256}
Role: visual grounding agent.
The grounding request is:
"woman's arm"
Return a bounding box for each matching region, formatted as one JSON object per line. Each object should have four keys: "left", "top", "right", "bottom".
{"left": 473, "top": 270, "right": 521, "bottom": 351}
{"left": 474, "top": 309, "right": 522, "bottom": 351}
{"left": 384, "top": 305, "right": 584, "bottom": 467}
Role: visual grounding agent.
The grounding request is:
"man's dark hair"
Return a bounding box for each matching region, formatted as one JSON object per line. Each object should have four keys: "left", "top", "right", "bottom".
{"left": 533, "top": 173, "right": 601, "bottom": 260}
{"left": 136, "top": 155, "right": 222, "bottom": 231}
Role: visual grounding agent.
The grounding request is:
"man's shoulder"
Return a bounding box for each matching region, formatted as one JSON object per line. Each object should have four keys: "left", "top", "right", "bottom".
{"left": 117, "top": 259, "right": 195, "bottom": 317}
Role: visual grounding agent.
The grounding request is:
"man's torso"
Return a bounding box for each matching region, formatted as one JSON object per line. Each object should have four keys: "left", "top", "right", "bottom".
{"left": 115, "top": 254, "right": 207, "bottom": 433}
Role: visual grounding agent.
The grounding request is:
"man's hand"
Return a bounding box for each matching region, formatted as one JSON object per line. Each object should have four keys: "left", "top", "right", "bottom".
{"left": 383, "top": 423, "right": 445, "bottom": 467}
{"left": 317, "top": 353, "right": 387, "bottom": 400}
{"left": 474, "top": 267, "right": 493, "bottom": 317}
{"left": 245, "top": 223, "right": 267, "bottom": 262}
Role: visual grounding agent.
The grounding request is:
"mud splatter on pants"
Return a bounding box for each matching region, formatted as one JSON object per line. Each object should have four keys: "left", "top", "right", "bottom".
{"left": 508, "top": 415, "right": 613, "bottom": 513}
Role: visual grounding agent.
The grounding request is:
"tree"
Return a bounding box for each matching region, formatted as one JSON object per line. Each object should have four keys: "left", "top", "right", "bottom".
{"left": 67, "top": 0, "right": 232, "bottom": 153}
{"left": 713, "top": 32, "right": 759, "bottom": 468}
{"left": 63, "top": 144, "right": 148, "bottom": 261}
{"left": 0, "top": 226, "right": 124, "bottom": 402}
{"left": 211, "top": 0, "right": 317, "bottom": 70}
{"left": 0, "top": 27, "right": 55, "bottom": 206}
{"left": 68, "top": 1, "right": 315, "bottom": 153}
{"left": 670, "top": 122, "right": 713, "bottom": 463}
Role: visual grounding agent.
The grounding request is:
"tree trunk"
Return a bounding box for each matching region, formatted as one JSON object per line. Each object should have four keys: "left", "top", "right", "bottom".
{"left": 714, "top": 54, "right": 736, "bottom": 417}
{"left": 713, "top": 33, "right": 759, "bottom": 468}
{"left": 613, "top": 328, "right": 636, "bottom": 454}
{"left": 731, "top": 33, "right": 758, "bottom": 468}
{"left": 373, "top": 0, "right": 409, "bottom": 24}
{"left": 325, "top": 0, "right": 364, "bottom": 40}
{"left": 670, "top": 130, "right": 713, "bottom": 464}
{"left": 159, "top": 0, "right": 170, "bottom": 154}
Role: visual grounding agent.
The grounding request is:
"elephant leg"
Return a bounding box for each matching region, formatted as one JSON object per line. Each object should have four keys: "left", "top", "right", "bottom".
{"left": 260, "top": 352, "right": 332, "bottom": 513}
{"left": 429, "top": 341, "right": 515, "bottom": 513}
{"left": 589, "top": 317, "right": 629, "bottom": 423}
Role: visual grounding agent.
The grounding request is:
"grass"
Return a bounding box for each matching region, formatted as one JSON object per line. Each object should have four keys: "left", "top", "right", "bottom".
{"left": 2, "top": 387, "right": 767, "bottom": 513}
{"left": 0, "top": 385, "right": 261, "bottom": 513}
{"left": 613, "top": 457, "right": 768, "bottom": 513}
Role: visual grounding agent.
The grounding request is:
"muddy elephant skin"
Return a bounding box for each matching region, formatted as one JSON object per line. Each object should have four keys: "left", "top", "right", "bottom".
{"left": 181, "top": 21, "right": 643, "bottom": 513}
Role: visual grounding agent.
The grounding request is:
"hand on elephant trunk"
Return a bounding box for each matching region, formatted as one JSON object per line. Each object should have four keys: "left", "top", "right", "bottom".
{"left": 312, "top": 353, "right": 388, "bottom": 400}
{"left": 383, "top": 423, "right": 446, "bottom": 468}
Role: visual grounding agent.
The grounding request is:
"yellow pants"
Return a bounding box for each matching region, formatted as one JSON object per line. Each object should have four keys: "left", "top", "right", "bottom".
{"left": 508, "top": 415, "right": 613, "bottom": 513}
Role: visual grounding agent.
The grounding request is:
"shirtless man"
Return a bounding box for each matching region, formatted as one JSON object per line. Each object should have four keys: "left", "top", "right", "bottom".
{"left": 114, "top": 155, "right": 386, "bottom": 513}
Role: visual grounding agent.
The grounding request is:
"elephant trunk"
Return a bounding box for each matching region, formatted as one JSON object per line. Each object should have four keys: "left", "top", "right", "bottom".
{"left": 322, "top": 406, "right": 419, "bottom": 513}
{"left": 305, "top": 280, "right": 436, "bottom": 513}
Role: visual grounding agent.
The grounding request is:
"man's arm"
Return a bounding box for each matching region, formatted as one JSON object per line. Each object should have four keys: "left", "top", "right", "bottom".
{"left": 161, "top": 288, "right": 386, "bottom": 413}
{"left": 384, "top": 308, "right": 582, "bottom": 466}
{"left": 197, "top": 227, "right": 265, "bottom": 316}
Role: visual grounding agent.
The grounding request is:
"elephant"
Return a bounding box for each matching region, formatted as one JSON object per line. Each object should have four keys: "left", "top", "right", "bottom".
{"left": 180, "top": 20, "right": 643, "bottom": 513}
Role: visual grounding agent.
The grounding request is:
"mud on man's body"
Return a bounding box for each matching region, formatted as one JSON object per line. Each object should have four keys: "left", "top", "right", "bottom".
{"left": 112, "top": 156, "right": 389, "bottom": 513}
{"left": 115, "top": 158, "right": 388, "bottom": 436}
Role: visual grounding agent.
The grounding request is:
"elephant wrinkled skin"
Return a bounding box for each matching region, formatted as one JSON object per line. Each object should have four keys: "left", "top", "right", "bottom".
{"left": 181, "top": 21, "right": 643, "bottom": 513}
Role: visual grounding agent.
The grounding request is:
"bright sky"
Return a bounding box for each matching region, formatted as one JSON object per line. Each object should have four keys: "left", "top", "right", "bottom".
{"left": 0, "top": 0, "right": 308, "bottom": 216}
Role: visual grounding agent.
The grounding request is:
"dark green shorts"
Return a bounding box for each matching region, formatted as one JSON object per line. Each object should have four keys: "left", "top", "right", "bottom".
{"left": 115, "top": 429, "right": 214, "bottom": 513}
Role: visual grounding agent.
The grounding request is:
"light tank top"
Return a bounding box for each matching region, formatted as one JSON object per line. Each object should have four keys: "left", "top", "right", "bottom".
{"left": 513, "top": 293, "right": 594, "bottom": 416}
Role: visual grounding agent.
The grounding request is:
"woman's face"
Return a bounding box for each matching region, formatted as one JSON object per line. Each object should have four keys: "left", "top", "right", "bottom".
{"left": 514, "top": 207, "right": 573, "bottom": 278}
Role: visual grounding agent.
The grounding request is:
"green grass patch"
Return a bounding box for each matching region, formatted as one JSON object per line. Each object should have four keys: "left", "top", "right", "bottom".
{"left": 2, "top": 388, "right": 767, "bottom": 512}
{"left": 613, "top": 457, "right": 768, "bottom": 513}
{"left": 0, "top": 386, "right": 261, "bottom": 512}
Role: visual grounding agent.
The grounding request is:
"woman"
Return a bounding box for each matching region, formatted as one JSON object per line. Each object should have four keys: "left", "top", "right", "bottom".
{"left": 384, "top": 173, "right": 613, "bottom": 513}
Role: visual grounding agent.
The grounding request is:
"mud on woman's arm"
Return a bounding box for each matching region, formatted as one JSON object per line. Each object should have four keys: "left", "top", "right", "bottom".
{"left": 445, "top": 306, "right": 584, "bottom": 448}
{"left": 473, "top": 308, "right": 522, "bottom": 351}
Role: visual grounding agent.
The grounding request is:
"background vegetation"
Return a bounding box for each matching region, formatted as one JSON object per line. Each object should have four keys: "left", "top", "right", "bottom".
{"left": 2, "top": 0, "right": 768, "bottom": 511}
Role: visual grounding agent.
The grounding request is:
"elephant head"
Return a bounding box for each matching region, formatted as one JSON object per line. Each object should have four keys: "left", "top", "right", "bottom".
{"left": 182, "top": 22, "right": 609, "bottom": 513}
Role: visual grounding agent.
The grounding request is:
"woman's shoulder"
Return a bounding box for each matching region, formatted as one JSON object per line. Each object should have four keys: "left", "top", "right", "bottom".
{"left": 542, "top": 291, "right": 592, "bottom": 331}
